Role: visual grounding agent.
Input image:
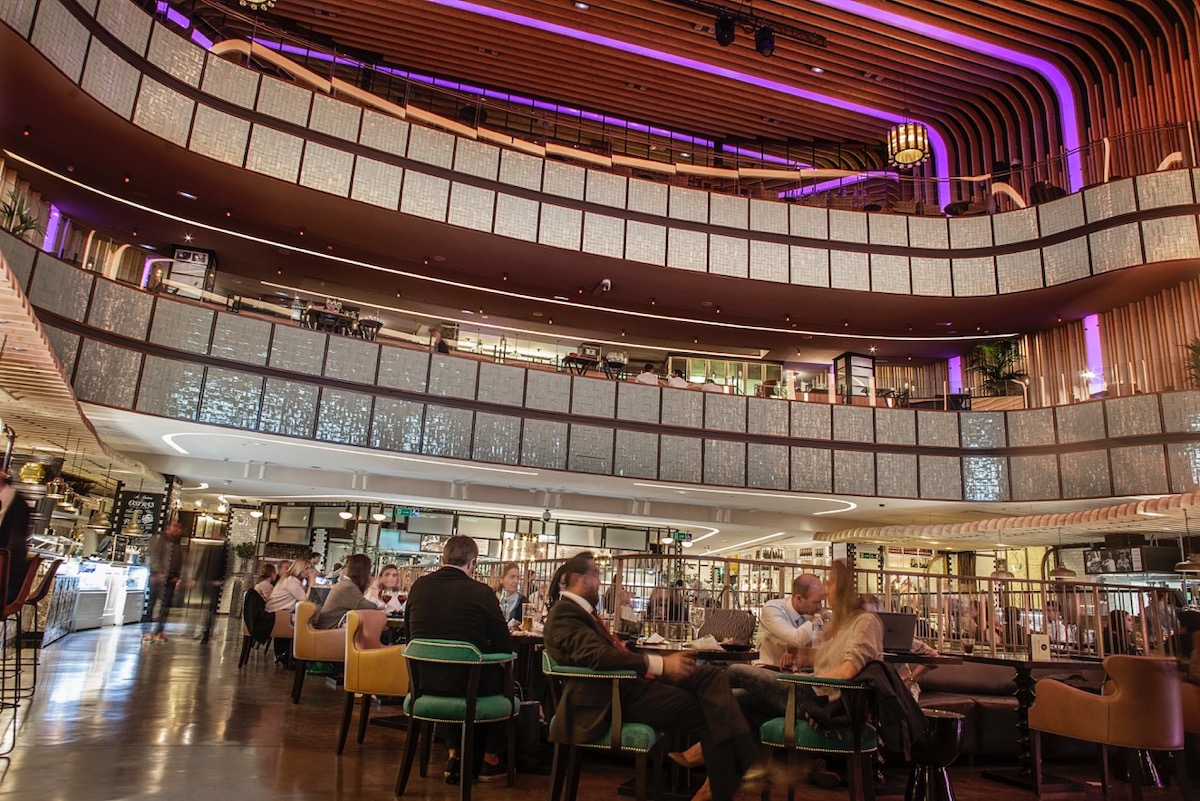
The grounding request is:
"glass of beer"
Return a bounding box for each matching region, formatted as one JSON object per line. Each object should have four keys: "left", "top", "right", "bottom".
{"left": 521, "top": 603, "right": 534, "bottom": 632}
{"left": 961, "top": 633, "right": 975, "bottom": 655}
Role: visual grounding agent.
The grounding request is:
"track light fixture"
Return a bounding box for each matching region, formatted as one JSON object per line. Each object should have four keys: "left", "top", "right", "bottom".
{"left": 714, "top": 13, "right": 736, "bottom": 46}
{"left": 755, "top": 26, "right": 775, "bottom": 57}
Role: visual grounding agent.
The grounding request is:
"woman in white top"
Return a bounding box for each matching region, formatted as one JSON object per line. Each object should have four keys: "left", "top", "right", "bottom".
{"left": 253, "top": 563, "right": 277, "bottom": 601}
{"left": 265, "top": 559, "right": 314, "bottom": 666}
{"left": 365, "top": 563, "right": 405, "bottom": 615}
{"left": 495, "top": 561, "right": 525, "bottom": 628}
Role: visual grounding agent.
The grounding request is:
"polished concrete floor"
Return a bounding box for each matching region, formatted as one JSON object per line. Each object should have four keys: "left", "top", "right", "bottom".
{"left": 0, "top": 618, "right": 1190, "bottom": 800}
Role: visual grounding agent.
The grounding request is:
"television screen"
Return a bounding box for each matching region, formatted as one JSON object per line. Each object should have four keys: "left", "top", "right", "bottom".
{"left": 379, "top": 529, "right": 420, "bottom": 553}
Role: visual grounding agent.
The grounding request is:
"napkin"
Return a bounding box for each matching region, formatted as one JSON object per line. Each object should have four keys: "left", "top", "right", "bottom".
{"left": 643, "top": 632, "right": 667, "bottom": 644}
{"left": 685, "top": 635, "right": 723, "bottom": 651}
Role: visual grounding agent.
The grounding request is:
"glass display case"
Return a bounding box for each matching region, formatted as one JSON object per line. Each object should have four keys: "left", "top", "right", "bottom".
{"left": 59, "top": 559, "right": 149, "bottom": 631}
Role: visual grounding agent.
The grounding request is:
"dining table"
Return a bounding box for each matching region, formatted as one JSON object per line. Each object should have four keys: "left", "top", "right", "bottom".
{"left": 632, "top": 642, "right": 760, "bottom": 662}
{"left": 561, "top": 354, "right": 600, "bottom": 375}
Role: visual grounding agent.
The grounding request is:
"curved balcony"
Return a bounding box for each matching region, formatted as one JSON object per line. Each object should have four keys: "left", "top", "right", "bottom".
{"left": 4, "top": 0, "right": 1200, "bottom": 302}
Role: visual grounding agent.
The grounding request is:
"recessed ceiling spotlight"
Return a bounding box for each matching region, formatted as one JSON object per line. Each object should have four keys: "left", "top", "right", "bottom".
{"left": 573, "top": 1, "right": 589, "bottom": 8}
{"left": 433, "top": 255, "right": 446, "bottom": 262}
{"left": 183, "top": 233, "right": 193, "bottom": 242}
{"left": 869, "top": 345, "right": 876, "bottom": 353}
{"left": 461, "top": 309, "right": 474, "bottom": 314}
{"left": 700, "top": 301, "right": 714, "bottom": 307}
{"left": 176, "top": 190, "right": 198, "bottom": 200}
{"left": 810, "top": 66, "right": 825, "bottom": 74}
{"left": 532, "top": 311, "right": 544, "bottom": 317}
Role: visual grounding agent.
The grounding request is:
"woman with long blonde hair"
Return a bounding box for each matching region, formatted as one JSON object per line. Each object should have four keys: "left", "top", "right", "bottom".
{"left": 813, "top": 560, "right": 883, "bottom": 681}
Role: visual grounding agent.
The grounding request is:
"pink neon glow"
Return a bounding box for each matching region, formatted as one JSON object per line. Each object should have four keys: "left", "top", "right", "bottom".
{"left": 1083, "top": 313, "right": 1105, "bottom": 394}
{"left": 948, "top": 356, "right": 963, "bottom": 394}
{"left": 41, "top": 204, "right": 61, "bottom": 254}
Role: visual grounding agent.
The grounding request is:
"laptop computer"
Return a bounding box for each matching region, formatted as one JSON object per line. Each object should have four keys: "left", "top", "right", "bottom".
{"left": 877, "top": 612, "right": 918, "bottom": 653}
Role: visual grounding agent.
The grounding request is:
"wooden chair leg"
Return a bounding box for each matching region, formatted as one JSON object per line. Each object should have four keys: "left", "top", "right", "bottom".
{"left": 862, "top": 752, "right": 876, "bottom": 801}
{"left": 847, "top": 754, "right": 863, "bottom": 801}
{"left": 238, "top": 636, "right": 252, "bottom": 668}
{"left": 651, "top": 743, "right": 664, "bottom": 801}
{"left": 1031, "top": 730, "right": 1045, "bottom": 798}
{"left": 396, "top": 717, "right": 422, "bottom": 795}
{"left": 1100, "top": 743, "right": 1110, "bottom": 795}
{"left": 1127, "top": 749, "right": 1144, "bottom": 801}
{"left": 507, "top": 714, "right": 517, "bottom": 787}
{"left": 566, "top": 745, "right": 582, "bottom": 801}
{"left": 357, "top": 694, "right": 371, "bottom": 744}
{"left": 336, "top": 692, "right": 355, "bottom": 754}
{"left": 548, "top": 743, "right": 566, "bottom": 801}
{"left": 634, "top": 753, "right": 648, "bottom": 801}
{"left": 291, "top": 660, "right": 306, "bottom": 703}
{"left": 419, "top": 720, "right": 432, "bottom": 777}
{"left": 461, "top": 721, "right": 474, "bottom": 801}
{"left": 786, "top": 749, "right": 797, "bottom": 801}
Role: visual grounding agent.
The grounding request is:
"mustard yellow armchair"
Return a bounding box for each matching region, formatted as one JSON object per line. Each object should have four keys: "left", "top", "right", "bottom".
{"left": 337, "top": 609, "right": 407, "bottom": 754}
{"left": 291, "top": 601, "right": 347, "bottom": 704}
{"left": 1028, "top": 655, "right": 1187, "bottom": 800}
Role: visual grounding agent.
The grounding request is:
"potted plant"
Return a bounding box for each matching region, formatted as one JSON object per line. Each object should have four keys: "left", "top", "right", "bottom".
{"left": 1, "top": 191, "right": 43, "bottom": 243}
{"left": 1183, "top": 337, "right": 1200, "bottom": 388}
{"left": 233, "top": 541, "right": 257, "bottom": 572}
{"left": 967, "top": 337, "right": 1028, "bottom": 396}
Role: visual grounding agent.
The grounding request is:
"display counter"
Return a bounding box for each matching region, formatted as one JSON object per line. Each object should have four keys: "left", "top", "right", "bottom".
{"left": 57, "top": 560, "right": 149, "bottom": 633}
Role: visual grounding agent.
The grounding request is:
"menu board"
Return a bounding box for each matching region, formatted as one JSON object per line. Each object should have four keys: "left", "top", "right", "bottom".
{"left": 113, "top": 491, "right": 166, "bottom": 537}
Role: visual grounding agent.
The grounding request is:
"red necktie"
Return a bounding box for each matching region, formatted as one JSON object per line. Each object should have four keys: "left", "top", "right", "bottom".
{"left": 593, "top": 611, "right": 629, "bottom": 652}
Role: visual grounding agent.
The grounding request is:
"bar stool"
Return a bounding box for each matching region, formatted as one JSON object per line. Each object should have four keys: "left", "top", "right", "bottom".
{"left": 0, "top": 554, "right": 44, "bottom": 755}
{"left": 18, "top": 558, "right": 63, "bottom": 698}
{"left": 905, "top": 709, "right": 965, "bottom": 801}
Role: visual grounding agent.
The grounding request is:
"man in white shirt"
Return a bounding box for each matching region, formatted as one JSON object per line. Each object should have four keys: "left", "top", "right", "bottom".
{"left": 666, "top": 369, "right": 690, "bottom": 389}
{"left": 757, "top": 573, "right": 828, "bottom": 667}
{"left": 634, "top": 364, "right": 661, "bottom": 385}
{"left": 701, "top": 378, "right": 723, "bottom": 393}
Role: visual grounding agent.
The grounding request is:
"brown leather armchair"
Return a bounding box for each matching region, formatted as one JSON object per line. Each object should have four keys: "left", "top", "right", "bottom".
{"left": 337, "top": 609, "right": 406, "bottom": 754}
{"left": 291, "top": 601, "right": 346, "bottom": 704}
{"left": 1028, "top": 655, "right": 1187, "bottom": 800}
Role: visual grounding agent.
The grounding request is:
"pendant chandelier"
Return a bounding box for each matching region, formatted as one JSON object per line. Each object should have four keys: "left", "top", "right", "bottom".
{"left": 1048, "top": 528, "right": 1078, "bottom": 580}
{"left": 887, "top": 121, "right": 931, "bottom": 168}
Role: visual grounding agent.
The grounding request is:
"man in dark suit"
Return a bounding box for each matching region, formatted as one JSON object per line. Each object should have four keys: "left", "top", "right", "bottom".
{"left": 406, "top": 535, "right": 513, "bottom": 784}
{"left": 544, "top": 552, "right": 760, "bottom": 801}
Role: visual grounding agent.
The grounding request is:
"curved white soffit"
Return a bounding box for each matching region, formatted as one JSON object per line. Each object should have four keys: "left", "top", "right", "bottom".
{"left": 420, "top": 0, "right": 953, "bottom": 209}
{"left": 631, "top": 482, "right": 858, "bottom": 516}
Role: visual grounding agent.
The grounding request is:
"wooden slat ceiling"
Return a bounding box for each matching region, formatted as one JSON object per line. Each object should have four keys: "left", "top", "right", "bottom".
{"left": 209, "top": 0, "right": 1198, "bottom": 175}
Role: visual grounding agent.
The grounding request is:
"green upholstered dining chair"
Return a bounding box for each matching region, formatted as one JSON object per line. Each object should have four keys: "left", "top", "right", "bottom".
{"left": 759, "top": 673, "right": 879, "bottom": 801}
{"left": 541, "top": 651, "right": 665, "bottom": 801}
{"left": 396, "top": 638, "right": 518, "bottom": 801}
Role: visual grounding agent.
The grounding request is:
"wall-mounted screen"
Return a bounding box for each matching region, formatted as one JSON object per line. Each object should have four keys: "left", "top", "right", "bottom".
{"left": 379, "top": 529, "right": 420, "bottom": 553}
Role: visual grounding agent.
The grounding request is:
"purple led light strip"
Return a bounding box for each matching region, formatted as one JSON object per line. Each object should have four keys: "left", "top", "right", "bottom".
{"left": 1083, "top": 313, "right": 1105, "bottom": 394}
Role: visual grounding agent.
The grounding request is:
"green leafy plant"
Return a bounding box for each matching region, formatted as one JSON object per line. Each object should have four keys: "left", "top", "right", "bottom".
{"left": 967, "top": 337, "right": 1028, "bottom": 396}
{"left": 233, "top": 541, "right": 257, "bottom": 560}
{"left": 0, "top": 191, "right": 42, "bottom": 242}
{"left": 1184, "top": 338, "right": 1200, "bottom": 388}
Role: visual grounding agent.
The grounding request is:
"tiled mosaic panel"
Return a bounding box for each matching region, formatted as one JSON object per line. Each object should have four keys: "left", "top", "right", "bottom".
{"left": 405, "top": 125, "right": 455, "bottom": 169}
{"left": 1038, "top": 194, "right": 1086, "bottom": 237}
{"left": 477, "top": 363, "right": 526, "bottom": 406}
{"left": 315, "top": 388, "right": 372, "bottom": 446}
{"left": 996, "top": 250, "right": 1045, "bottom": 294}
{"left": 472, "top": 412, "right": 522, "bottom": 465}
{"left": 710, "top": 195, "right": 748, "bottom": 229}
{"left": 132, "top": 78, "right": 192, "bottom": 147}
{"left": 747, "top": 443, "right": 788, "bottom": 490}
{"left": 868, "top": 213, "right": 907, "bottom": 246}
{"left": 908, "top": 217, "right": 948, "bottom": 249}
{"left": 427, "top": 356, "right": 477, "bottom": 399}
{"left": 616, "top": 383, "right": 660, "bottom": 423}
{"left": 1166, "top": 443, "right": 1200, "bottom": 492}
{"left": 659, "top": 435, "right": 701, "bottom": 483}
{"left": 135, "top": 355, "right": 202, "bottom": 419}
{"left": 627, "top": 179, "right": 668, "bottom": 216}
{"left": 31, "top": 0, "right": 88, "bottom": 83}
{"left": 582, "top": 213, "right": 625, "bottom": 258}
{"left": 147, "top": 22, "right": 202, "bottom": 87}
{"left": 359, "top": 110, "right": 409, "bottom": 157}
{"left": 614, "top": 430, "right": 659, "bottom": 479}
{"left": 1010, "top": 454, "right": 1060, "bottom": 501}
{"left": 96, "top": 0, "right": 152, "bottom": 54}
{"left": 791, "top": 402, "right": 832, "bottom": 440}
{"left": 255, "top": 75, "right": 310, "bottom": 126}
{"left": 1055, "top": 402, "right": 1105, "bottom": 444}
{"left": 960, "top": 412, "right": 1006, "bottom": 448}
{"left": 791, "top": 447, "right": 832, "bottom": 493}
{"left": 625, "top": 220, "right": 669, "bottom": 265}
{"left": 189, "top": 105, "right": 250, "bottom": 167}
{"left": 829, "top": 251, "right": 869, "bottom": 291}
{"left": 827, "top": 210, "right": 866, "bottom": 244}
{"left": 571, "top": 377, "right": 615, "bottom": 418}
{"left": 309, "top": 95, "right": 361, "bottom": 141}
{"left": 497, "top": 150, "right": 542, "bottom": 190}
{"left": 790, "top": 246, "right": 830, "bottom": 287}
{"left": 538, "top": 205, "right": 583, "bottom": 250}
{"left": 668, "top": 186, "right": 708, "bottom": 223}
{"left": 543, "top": 162, "right": 585, "bottom": 200}
{"left": 269, "top": 324, "right": 326, "bottom": 375}
{"left": 1110, "top": 444, "right": 1169, "bottom": 495}
{"left": 1042, "top": 236, "right": 1090, "bottom": 286}
{"left": 521, "top": 419, "right": 568, "bottom": 469}
{"left": 917, "top": 411, "right": 959, "bottom": 447}
{"left": 568, "top": 425, "right": 614, "bottom": 474}
{"left": 661, "top": 388, "right": 703, "bottom": 429}
{"left": 918, "top": 455, "right": 963, "bottom": 500}
{"left": 962, "top": 456, "right": 1009, "bottom": 501}
{"left": 1, "top": 236, "right": 35, "bottom": 290}
{"left": 198, "top": 367, "right": 263, "bottom": 429}
{"left": 258, "top": 379, "right": 318, "bottom": 438}
{"left": 493, "top": 193, "right": 540, "bottom": 242}
{"left": 1161, "top": 391, "right": 1200, "bottom": 432}
{"left": 951, "top": 257, "right": 997, "bottom": 296}
{"left": 324, "top": 337, "right": 379, "bottom": 385}
{"left": 299, "top": 142, "right": 354, "bottom": 197}
{"left": 87, "top": 278, "right": 151, "bottom": 339}
{"left": 870, "top": 254, "right": 910, "bottom": 294}
{"left": 352, "top": 159, "right": 404, "bottom": 214}
{"left": 74, "top": 340, "right": 140, "bottom": 407}
{"left": 666, "top": 228, "right": 708, "bottom": 272}
{"left": 709, "top": 235, "right": 749, "bottom": 278}
{"left": 525, "top": 370, "right": 571, "bottom": 412}
{"left": 245, "top": 125, "right": 303, "bottom": 183}
{"left": 1084, "top": 180, "right": 1136, "bottom": 222}
{"left": 1088, "top": 224, "right": 1143, "bottom": 274}
{"left": 148, "top": 298, "right": 212, "bottom": 354}
{"left": 369, "top": 398, "right": 424, "bottom": 452}
{"left": 789, "top": 205, "right": 828, "bottom": 239}
{"left": 1141, "top": 216, "right": 1200, "bottom": 263}
{"left": 453, "top": 139, "right": 501, "bottom": 181}
{"left": 585, "top": 171, "right": 627, "bottom": 208}
{"left": 876, "top": 453, "right": 918, "bottom": 498}
{"left": 910, "top": 257, "right": 953, "bottom": 297}
{"left": 747, "top": 398, "right": 788, "bottom": 436}
{"left": 81, "top": 41, "right": 139, "bottom": 119}
{"left": 704, "top": 393, "right": 746, "bottom": 432}
{"left": 420, "top": 404, "right": 473, "bottom": 459}
{"left": 0, "top": 0, "right": 36, "bottom": 37}
{"left": 832, "top": 406, "right": 873, "bottom": 443}
{"left": 399, "top": 172, "right": 450, "bottom": 221}
{"left": 948, "top": 216, "right": 992, "bottom": 249}
{"left": 992, "top": 207, "right": 1039, "bottom": 245}
{"left": 1136, "top": 170, "right": 1194, "bottom": 210}
{"left": 1104, "top": 394, "right": 1162, "bottom": 438}
{"left": 834, "top": 450, "right": 875, "bottom": 495}
{"left": 1007, "top": 407, "right": 1056, "bottom": 447}
{"left": 447, "top": 184, "right": 495, "bottom": 231}
{"left": 41, "top": 325, "right": 80, "bottom": 378}
{"left": 1058, "top": 449, "right": 1111, "bottom": 498}
{"left": 377, "top": 347, "right": 429, "bottom": 392}
{"left": 703, "top": 440, "right": 746, "bottom": 487}
{"left": 748, "top": 241, "right": 788, "bottom": 283}
{"left": 200, "top": 53, "right": 258, "bottom": 109}
{"left": 874, "top": 408, "right": 916, "bottom": 445}
{"left": 750, "top": 199, "right": 788, "bottom": 234}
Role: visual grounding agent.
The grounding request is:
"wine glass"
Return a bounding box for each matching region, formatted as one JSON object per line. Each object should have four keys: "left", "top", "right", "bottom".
{"left": 689, "top": 606, "right": 707, "bottom": 642}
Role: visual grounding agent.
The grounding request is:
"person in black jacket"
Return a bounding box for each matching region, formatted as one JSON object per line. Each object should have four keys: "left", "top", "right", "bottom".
{"left": 406, "top": 535, "right": 513, "bottom": 784}
{"left": 0, "top": 473, "right": 32, "bottom": 605}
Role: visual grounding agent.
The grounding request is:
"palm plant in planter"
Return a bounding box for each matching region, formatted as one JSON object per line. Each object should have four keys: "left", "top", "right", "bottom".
{"left": 1183, "top": 337, "right": 1200, "bottom": 388}
{"left": 967, "top": 337, "right": 1028, "bottom": 396}
{"left": 1, "top": 191, "right": 42, "bottom": 242}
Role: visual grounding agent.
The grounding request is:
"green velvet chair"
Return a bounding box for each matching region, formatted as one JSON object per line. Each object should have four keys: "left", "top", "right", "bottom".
{"left": 542, "top": 652, "right": 665, "bottom": 801}
{"left": 759, "top": 673, "right": 879, "bottom": 801}
{"left": 396, "top": 638, "right": 518, "bottom": 801}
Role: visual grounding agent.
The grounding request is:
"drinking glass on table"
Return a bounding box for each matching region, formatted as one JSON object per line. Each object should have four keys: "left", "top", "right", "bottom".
{"left": 960, "top": 633, "right": 975, "bottom": 655}
{"left": 521, "top": 603, "right": 534, "bottom": 632}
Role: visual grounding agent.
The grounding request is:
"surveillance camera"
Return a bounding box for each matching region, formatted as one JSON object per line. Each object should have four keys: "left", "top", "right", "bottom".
{"left": 542, "top": 509, "right": 552, "bottom": 522}
{"left": 600, "top": 279, "right": 611, "bottom": 292}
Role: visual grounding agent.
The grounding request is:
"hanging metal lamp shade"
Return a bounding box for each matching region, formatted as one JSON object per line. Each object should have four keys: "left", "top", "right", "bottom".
{"left": 1048, "top": 564, "right": 1078, "bottom": 580}
{"left": 45, "top": 476, "right": 67, "bottom": 499}
{"left": 887, "top": 122, "right": 931, "bottom": 167}
{"left": 121, "top": 515, "right": 144, "bottom": 537}
{"left": 990, "top": 557, "right": 1015, "bottom": 580}
{"left": 1176, "top": 554, "right": 1200, "bottom": 573}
